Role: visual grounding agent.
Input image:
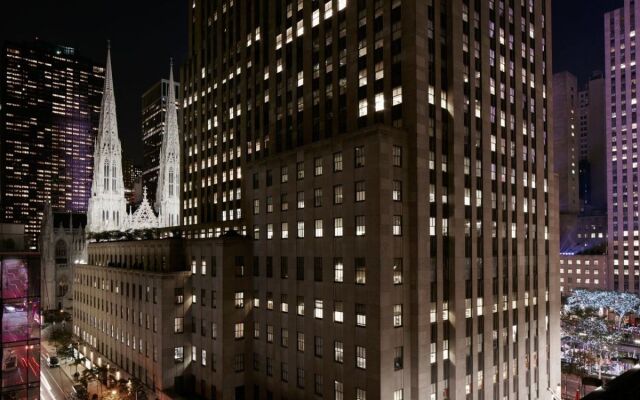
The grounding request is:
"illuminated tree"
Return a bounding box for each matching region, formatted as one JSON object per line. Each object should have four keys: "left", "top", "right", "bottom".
{"left": 565, "top": 289, "right": 640, "bottom": 327}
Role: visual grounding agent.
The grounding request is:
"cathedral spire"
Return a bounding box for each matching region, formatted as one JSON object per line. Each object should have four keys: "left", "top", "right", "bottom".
{"left": 98, "top": 42, "right": 117, "bottom": 145}
{"left": 155, "top": 58, "right": 181, "bottom": 227}
{"left": 86, "top": 43, "right": 128, "bottom": 234}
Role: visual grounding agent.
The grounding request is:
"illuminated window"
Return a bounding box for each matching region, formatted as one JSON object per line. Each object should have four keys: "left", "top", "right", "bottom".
{"left": 314, "top": 299, "right": 324, "bottom": 319}
{"left": 393, "top": 215, "right": 402, "bottom": 236}
{"left": 358, "top": 99, "right": 368, "bottom": 117}
{"left": 334, "top": 185, "right": 343, "bottom": 204}
{"left": 375, "top": 93, "right": 385, "bottom": 111}
{"left": 334, "top": 218, "right": 344, "bottom": 237}
{"left": 355, "top": 181, "right": 366, "bottom": 202}
{"left": 355, "top": 258, "right": 366, "bottom": 284}
{"left": 314, "top": 157, "right": 323, "bottom": 176}
{"left": 355, "top": 216, "right": 366, "bottom": 236}
{"left": 334, "top": 302, "right": 344, "bottom": 323}
{"left": 392, "top": 87, "right": 403, "bottom": 106}
{"left": 234, "top": 292, "right": 244, "bottom": 308}
{"left": 315, "top": 219, "right": 324, "bottom": 237}
{"left": 393, "top": 258, "right": 403, "bottom": 284}
{"left": 234, "top": 323, "right": 244, "bottom": 339}
{"left": 334, "top": 341, "right": 344, "bottom": 363}
{"left": 174, "top": 317, "right": 184, "bottom": 333}
{"left": 393, "top": 304, "right": 403, "bottom": 327}
{"left": 333, "top": 152, "right": 343, "bottom": 172}
{"left": 334, "top": 258, "right": 344, "bottom": 282}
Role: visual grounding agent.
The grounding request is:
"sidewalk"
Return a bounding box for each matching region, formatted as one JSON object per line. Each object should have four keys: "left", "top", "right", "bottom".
{"left": 42, "top": 339, "right": 111, "bottom": 398}
{"left": 48, "top": 338, "right": 157, "bottom": 399}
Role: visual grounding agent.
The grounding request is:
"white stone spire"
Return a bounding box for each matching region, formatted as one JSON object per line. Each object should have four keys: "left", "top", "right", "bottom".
{"left": 86, "top": 43, "right": 128, "bottom": 233}
{"left": 156, "top": 59, "right": 181, "bottom": 227}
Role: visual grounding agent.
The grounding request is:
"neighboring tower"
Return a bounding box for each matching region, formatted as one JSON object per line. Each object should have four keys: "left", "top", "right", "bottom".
{"left": 0, "top": 40, "right": 103, "bottom": 248}
{"left": 182, "top": 1, "right": 559, "bottom": 399}
{"left": 606, "top": 1, "right": 640, "bottom": 294}
{"left": 122, "top": 157, "right": 143, "bottom": 205}
{"left": 86, "top": 45, "right": 127, "bottom": 233}
{"left": 141, "top": 76, "right": 180, "bottom": 199}
{"left": 553, "top": 72, "right": 580, "bottom": 250}
{"left": 578, "top": 73, "right": 606, "bottom": 213}
{"left": 155, "top": 60, "right": 181, "bottom": 227}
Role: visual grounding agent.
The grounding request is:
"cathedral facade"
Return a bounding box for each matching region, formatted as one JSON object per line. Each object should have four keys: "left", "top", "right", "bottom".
{"left": 41, "top": 46, "right": 181, "bottom": 312}
{"left": 86, "top": 46, "right": 181, "bottom": 234}
{"left": 40, "top": 203, "right": 87, "bottom": 311}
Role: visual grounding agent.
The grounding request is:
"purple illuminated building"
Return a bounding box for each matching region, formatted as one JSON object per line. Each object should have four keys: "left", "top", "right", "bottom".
{"left": 0, "top": 40, "right": 104, "bottom": 248}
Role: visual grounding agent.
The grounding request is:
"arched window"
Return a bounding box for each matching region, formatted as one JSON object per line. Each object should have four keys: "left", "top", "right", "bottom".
{"left": 112, "top": 163, "right": 117, "bottom": 191}
{"left": 168, "top": 167, "right": 175, "bottom": 197}
{"left": 55, "top": 240, "right": 67, "bottom": 264}
{"left": 104, "top": 161, "right": 110, "bottom": 191}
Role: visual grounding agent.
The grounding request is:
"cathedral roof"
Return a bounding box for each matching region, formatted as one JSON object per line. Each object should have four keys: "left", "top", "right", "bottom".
{"left": 53, "top": 213, "right": 87, "bottom": 229}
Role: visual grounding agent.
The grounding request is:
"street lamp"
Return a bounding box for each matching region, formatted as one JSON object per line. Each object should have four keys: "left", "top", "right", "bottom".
{"left": 127, "top": 378, "right": 138, "bottom": 400}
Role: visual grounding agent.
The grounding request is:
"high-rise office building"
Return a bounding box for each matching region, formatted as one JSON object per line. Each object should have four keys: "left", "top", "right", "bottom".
{"left": 606, "top": 0, "right": 640, "bottom": 293}
{"left": 177, "top": 1, "right": 559, "bottom": 399}
{"left": 0, "top": 40, "right": 104, "bottom": 248}
{"left": 553, "top": 72, "right": 579, "bottom": 249}
{"left": 123, "top": 157, "right": 143, "bottom": 205}
{"left": 141, "top": 78, "right": 180, "bottom": 200}
{"left": 578, "top": 73, "right": 606, "bottom": 213}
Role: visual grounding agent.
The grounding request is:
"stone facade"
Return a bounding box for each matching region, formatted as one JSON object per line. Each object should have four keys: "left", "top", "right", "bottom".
{"left": 74, "top": 238, "right": 191, "bottom": 396}
{"left": 559, "top": 254, "right": 608, "bottom": 296}
{"left": 40, "top": 203, "right": 87, "bottom": 311}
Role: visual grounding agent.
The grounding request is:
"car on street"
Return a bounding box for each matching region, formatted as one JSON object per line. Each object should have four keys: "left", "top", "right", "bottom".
{"left": 46, "top": 356, "right": 59, "bottom": 368}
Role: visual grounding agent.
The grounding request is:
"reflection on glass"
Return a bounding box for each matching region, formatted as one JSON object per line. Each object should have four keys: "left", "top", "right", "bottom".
{"left": 1, "top": 258, "right": 28, "bottom": 299}
{"left": 1, "top": 344, "right": 40, "bottom": 389}
{"left": 1, "top": 255, "right": 40, "bottom": 399}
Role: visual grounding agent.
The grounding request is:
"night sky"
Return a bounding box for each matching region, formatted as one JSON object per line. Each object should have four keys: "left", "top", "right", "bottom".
{"left": 0, "top": 0, "right": 628, "bottom": 164}
{"left": 0, "top": 0, "right": 188, "bottom": 165}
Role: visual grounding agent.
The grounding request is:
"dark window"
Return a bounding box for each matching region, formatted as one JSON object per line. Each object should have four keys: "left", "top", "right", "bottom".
{"left": 314, "top": 257, "right": 323, "bottom": 282}
{"left": 297, "top": 257, "right": 305, "bottom": 280}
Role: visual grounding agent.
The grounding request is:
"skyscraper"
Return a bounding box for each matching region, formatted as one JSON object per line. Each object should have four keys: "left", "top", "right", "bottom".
{"left": 0, "top": 40, "right": 104, "bottom": 248}
{"left": 606, "top": 0, "right": 640, "bottom": 293}
{"left": 122, "top": 157, "right": 143, "bottom": 205}
{"left": 178, "top": 0, "right": 559, "bottom": 399}
{"left": 553, "top": 71, "right": 579, "bottom": 249}
{"left": 141, "top": 78, "right": 180, "bottom": 200}
{"left": 578, "top": 73, "right": 606, "bottom": 213}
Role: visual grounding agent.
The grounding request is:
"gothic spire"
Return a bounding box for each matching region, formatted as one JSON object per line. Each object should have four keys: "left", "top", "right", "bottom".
{"left": 155, "top": 58, "right": 181, "bottom": 227}
{"left": 165, "top": 58, "right": 178, "bottom": 147}
{"left": 86, "top": 43, "right": 128, "bottom": 233}
{"left": 95, "top": 42, "right": 119, "bottom": 152}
